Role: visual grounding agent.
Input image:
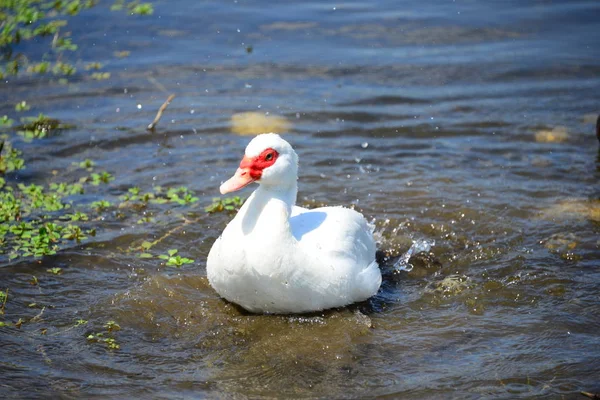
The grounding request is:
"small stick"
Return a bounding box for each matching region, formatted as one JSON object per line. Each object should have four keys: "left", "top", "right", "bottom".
{"left": 581, "top": 391, "right": 600, "bottom": 400}
{"left": 30, "top": 306, "right": 46, "bottom": 323}
{"left": 147, "top": 94, "right": 176, "bottom": 131}
{"left": 147, "top": 76, "right": 169, "bottom": 94}
{"left": 141, "top": 215, "right": 200, "bottom": 250}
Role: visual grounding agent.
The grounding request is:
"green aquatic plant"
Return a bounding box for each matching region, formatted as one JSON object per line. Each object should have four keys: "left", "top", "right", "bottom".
{"left": 0, "top": 156, "right": 105, "bottom": 258}
{"left": 165, "top": 187, "right": 199, "bottom": 205}
{"left": 75, "top": 158, "right": 96, "bottom": 171}
{"left": 84, "top": 62, "right": 103, "bottom": 70}
{"left": 61, "top": 225, "right": 87, "bottom": 242}
{"left": 120, "top": 185, "right": 199, "bottom": 206}
{"left": 90, "top": 72, "right": 111, "bottom": 80}
{"left": 111, "top": 0, "right": 153, "bottom": 15}
{"left": 91, "top": 200, "right": 111, "bottom": 212}
{"left": 86, "top": 320, "right": 121, "bottom": 350}
{"left": 17, "top": 114, "right": 63, "bottom": 142}
{"left": 205, "top": 196, "right": 244, "bottom": 213}
{"left": 47, "top": 267, "right": 62, "bottom": 275}
{"left": 65, "top": 211, "right": 89, "bottom": 222}
{"left": 136, "top": 215, "right": 155, "bottom": 224}
{"left": 87, "top": 332, "right": 120, "bottom": 349}
{"left": 50, "top": 182, "right": 84, "bottom": 196}
{"left": 0, "top": 289, "right": 8, "bottom": 315}
{"left": 0, "top": 116, "right": 15, "bottom": 128}
{"left": 0, "top": 139, "right": 25, "bottom": 173}
{"left": 120, "top": 186, "right": 142, "bottom": 202}
{"left": 158, "top": 249, "right": 194, "bottom": 267}
{"left": 15, "top": 101, "right": 30, "bottom": 112}
{"left": 104, "top": 320, "right": 121, "bottom": 332}
{"left": 89, "top": 171, "right": 114, "bottom": 186}
{"left": 0, "top": 106, "right": 201, "bottom": 264}
{"left": 0, "top": 0, "right": 154, "bottom": 78}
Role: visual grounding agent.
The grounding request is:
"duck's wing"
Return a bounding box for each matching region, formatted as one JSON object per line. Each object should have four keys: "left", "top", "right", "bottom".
{"left": 290, "top": 206, "right": 376, "bottom": 264}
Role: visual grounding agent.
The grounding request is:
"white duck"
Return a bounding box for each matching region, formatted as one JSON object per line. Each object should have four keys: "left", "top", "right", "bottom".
{"left": 207, "top": 133, "right": 381, "bottom": 314}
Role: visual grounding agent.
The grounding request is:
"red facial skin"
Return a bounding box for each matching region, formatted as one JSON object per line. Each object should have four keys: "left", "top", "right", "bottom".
{"left": 240, "top": 148, "right": 279, "bottom": 180}
{"left": 219, "top": 148, "right": 279, "bottom": 194}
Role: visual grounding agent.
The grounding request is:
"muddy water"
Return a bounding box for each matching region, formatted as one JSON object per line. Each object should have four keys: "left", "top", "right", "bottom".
{"left": 1, "top": 0, "right": 599, "bottom": 398}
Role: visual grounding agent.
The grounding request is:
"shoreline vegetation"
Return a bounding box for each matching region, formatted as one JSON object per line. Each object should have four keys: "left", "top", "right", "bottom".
{"left": 0, "top": 1, "right": 247, "bottom": 266}
{"left": 0, "top": 0, "right": 153, "bottom": 80}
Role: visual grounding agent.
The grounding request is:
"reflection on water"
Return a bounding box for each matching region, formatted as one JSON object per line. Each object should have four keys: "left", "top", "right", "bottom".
{"left": 1, "top": 0, "right": 599, "bottom": 398}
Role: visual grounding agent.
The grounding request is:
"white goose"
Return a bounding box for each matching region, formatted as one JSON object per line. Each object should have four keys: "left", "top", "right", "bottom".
{"left": 207, "top": 133, "right": 381, "bottom": 314}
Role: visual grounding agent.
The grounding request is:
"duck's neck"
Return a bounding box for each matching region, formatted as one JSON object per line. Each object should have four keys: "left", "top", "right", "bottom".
{"left": 238, "top": 182, "right": 297, "bottom": 236}
{"left": 256, "top": 181, "right": 297, "bottom": 214}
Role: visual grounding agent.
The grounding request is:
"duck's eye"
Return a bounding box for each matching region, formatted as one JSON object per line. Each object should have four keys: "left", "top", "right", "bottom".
{"left": 265, "top": 153, "right": 273, "bottom": 161}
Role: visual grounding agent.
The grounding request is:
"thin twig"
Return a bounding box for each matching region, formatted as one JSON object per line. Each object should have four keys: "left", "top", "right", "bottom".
{"left": 147, "top": 94, "right": 176, "bottom": 131}
{"left": 581, "top": 391, "right": 600, "bottom": 400}
{"left": 147, "top": 76, "right": 169, "bottom": 94}
{"left": 30, "top": 306, "right": 46, "bottom": 323}
{"left": 146, "top": 215, "right": 200, "bottom": 249}
{"left": 37, "top": 344, "right": 52, "bottom": 365}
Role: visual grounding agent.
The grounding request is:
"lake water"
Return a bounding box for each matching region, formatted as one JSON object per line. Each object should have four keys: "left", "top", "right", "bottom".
{"left": 1, "top": 0, "right": 599, "bottom": 398}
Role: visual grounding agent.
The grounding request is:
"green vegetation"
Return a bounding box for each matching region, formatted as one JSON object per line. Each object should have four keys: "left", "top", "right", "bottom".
{"left": 0, "top": 150, "right": 104, "bottom": 258}
{"left": 119, "top": 186, "right": 199, "bottom": 206}
{"left": 0, "top": 139, "right": 25, "bottom": 173}
{"left": 0, "top": 116, "right": 14, "bottom": 128}
{"left": 0, "top": 289, "right": 8, "bottom": 315}
{"left": 15, "top": 101, "right": 30, "bottom": 112}
{"left": 75, "top": 159, "right": 95, "bottom": 170}
{"left": 46, "top": 267, "right": 62, "bottom": 275}
{"left": 0, "top": 102, "right": 206, "bottom": 262}
{"left": 205, "top": 196, "right": 244, "bottom": 213}
{"left": 90, "top": 71, "right": 111, "bottom": 80}
{"left": 0, "top": 0, "right": 153, "bottom": 79}
{"left": 158, "top": 249, "right": 194, "bottom": 267}
{"left": 110, "top": 0, "right": 153, "bottom": 15}
{"left": 91, "top": 200, "right": 111, "bottom": 212}
{"left": 89, "top": 171, "right": 114, "bottom": 186}
{"left": 104, "top": 320, "right": 121, "bottom": 331}
{"left": 16, "top": 113, "right": 63, "bottom": 142}
{"left": 86, "top": 320, "right": 121, "bottom": 350}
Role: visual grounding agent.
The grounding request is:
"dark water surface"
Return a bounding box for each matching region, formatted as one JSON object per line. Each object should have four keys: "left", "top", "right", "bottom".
{"left": 1, "top": 0, "right": 599, "bottom": 398}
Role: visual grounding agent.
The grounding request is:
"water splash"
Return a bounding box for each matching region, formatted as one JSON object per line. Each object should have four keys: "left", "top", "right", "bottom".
{"left": 393, "top": 239, "right": 435, "bottom": 272}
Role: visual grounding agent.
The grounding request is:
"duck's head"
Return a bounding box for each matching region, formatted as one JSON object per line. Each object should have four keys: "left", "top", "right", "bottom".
{"left": 220, "top": 133, "right": 298, "bottom": 194}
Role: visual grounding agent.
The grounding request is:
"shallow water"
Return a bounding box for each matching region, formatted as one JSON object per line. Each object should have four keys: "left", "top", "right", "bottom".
{"left": 1, "top": 0, "right": 599, "bottom": 398}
